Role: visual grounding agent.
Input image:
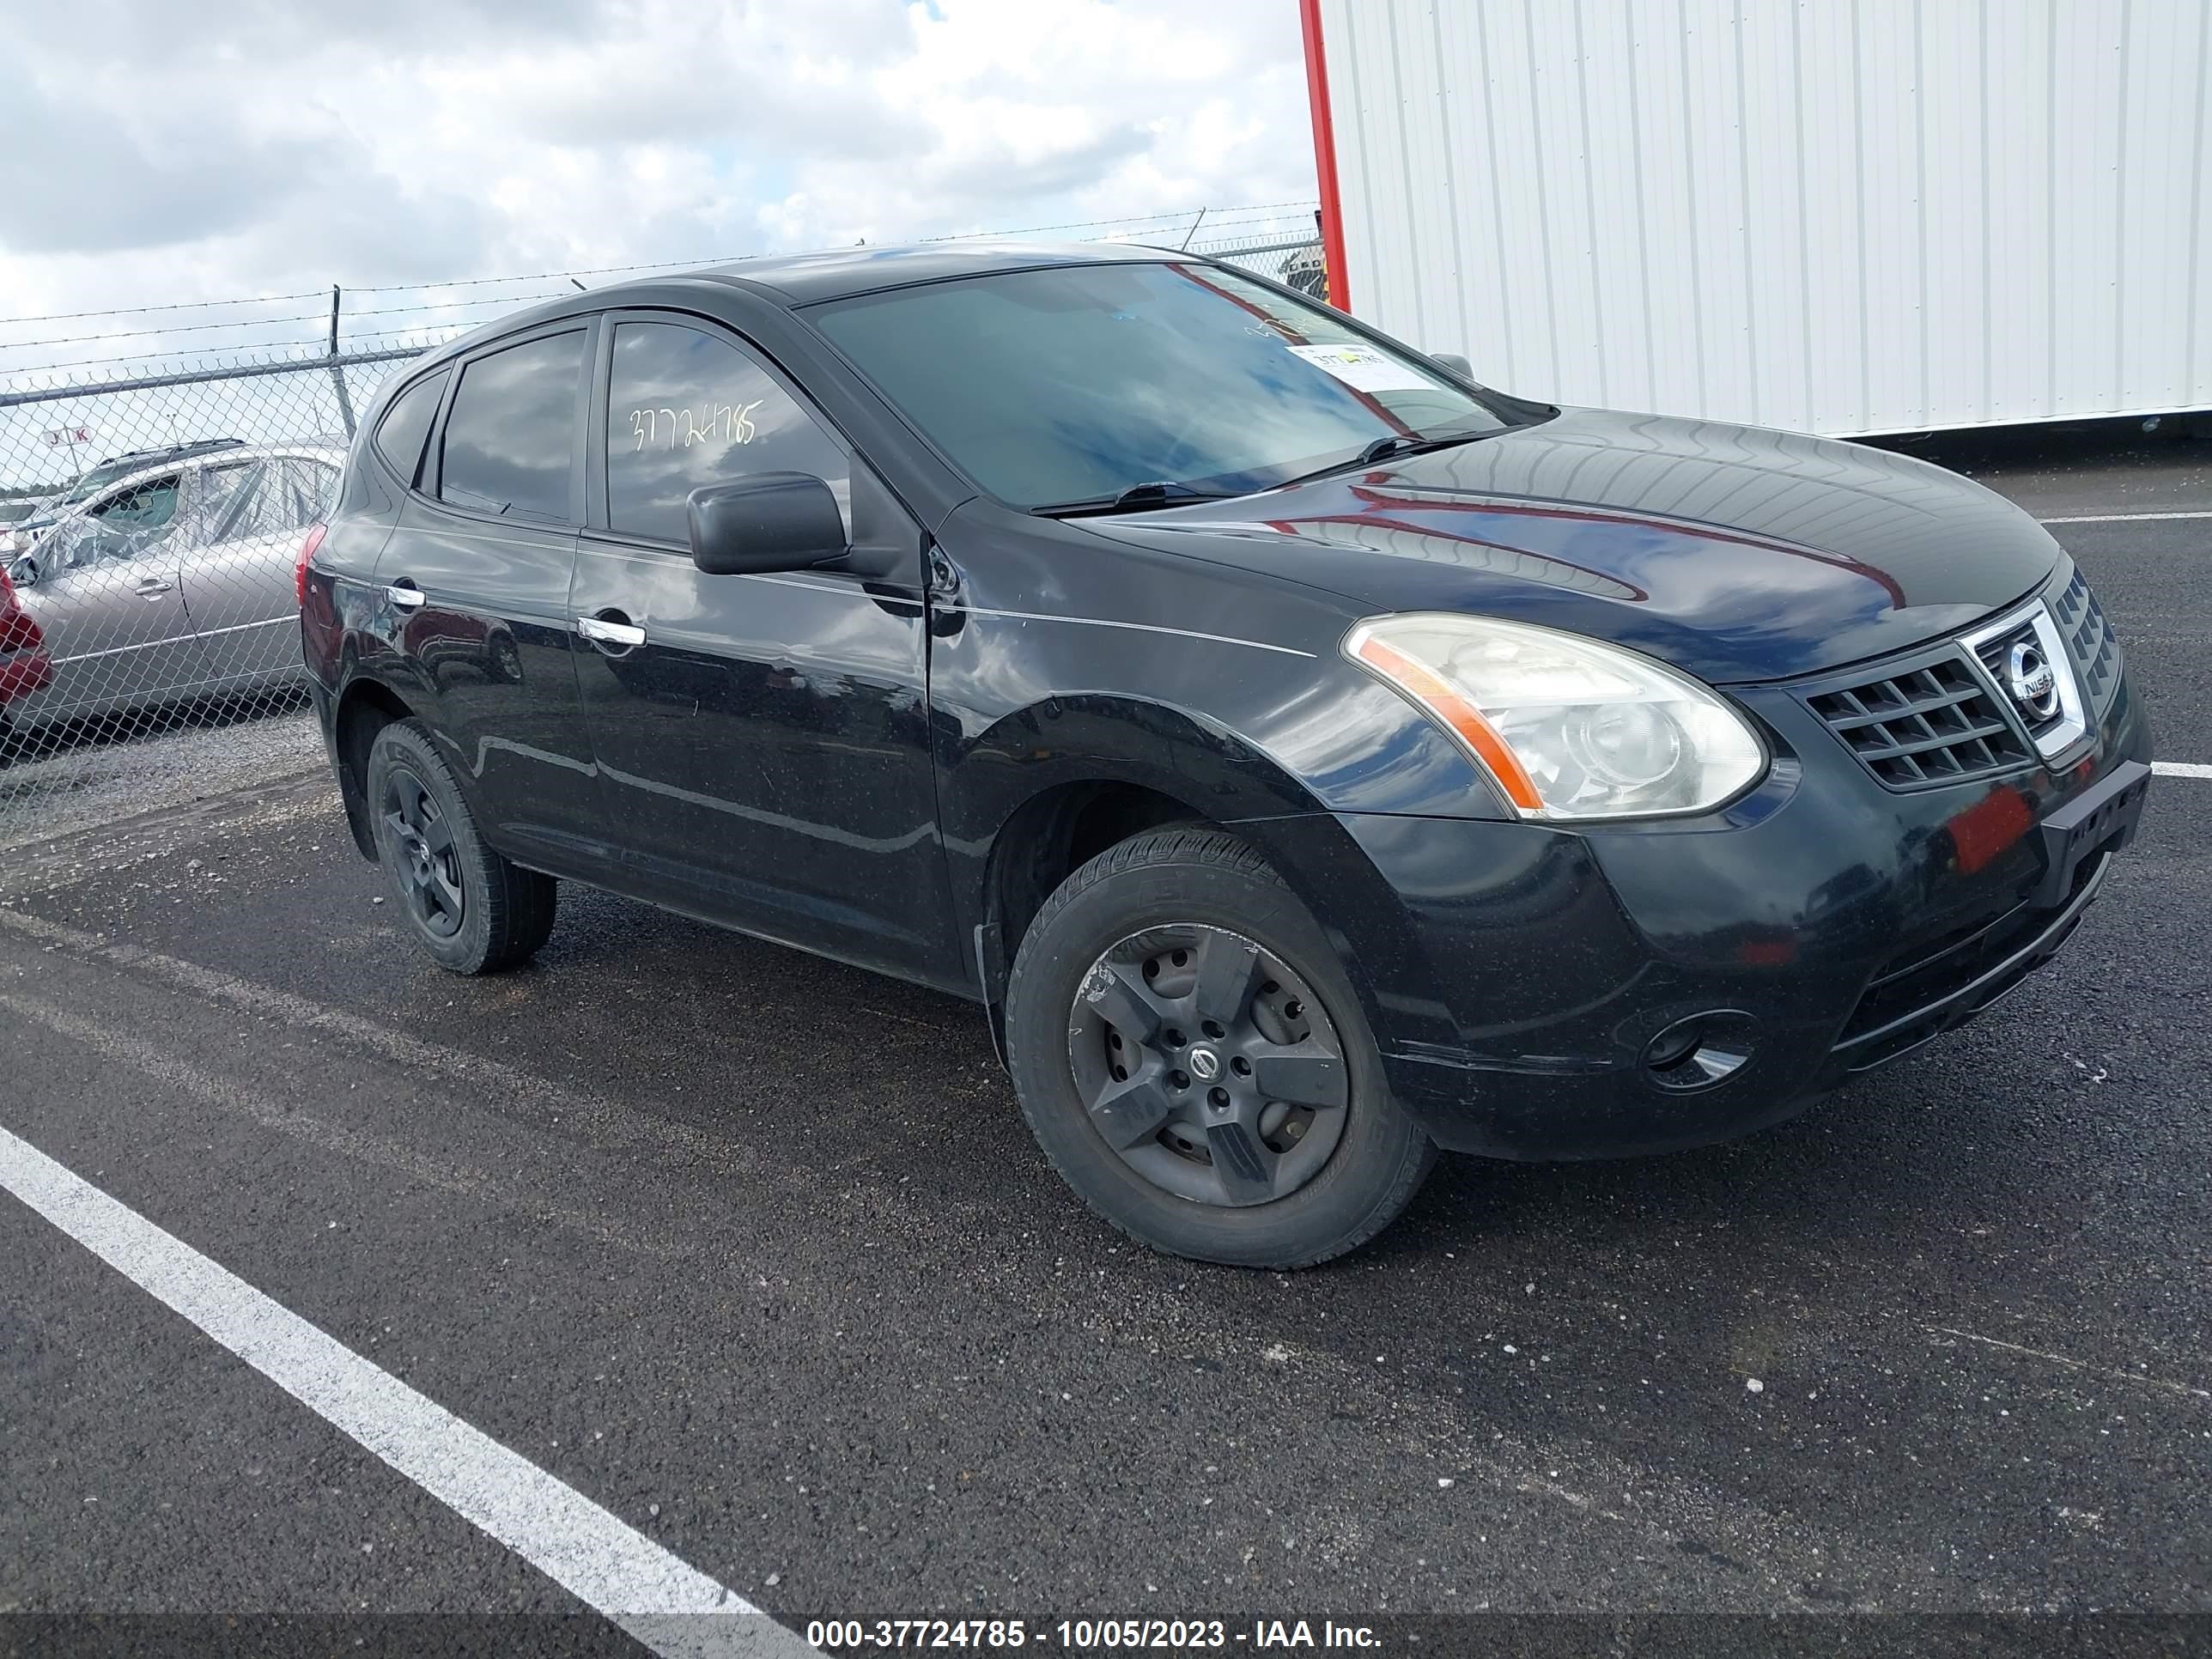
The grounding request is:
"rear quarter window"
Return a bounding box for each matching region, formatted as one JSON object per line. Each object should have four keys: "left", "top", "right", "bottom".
{"left": 373, "top": 369, "right": 449, "bottom": 489}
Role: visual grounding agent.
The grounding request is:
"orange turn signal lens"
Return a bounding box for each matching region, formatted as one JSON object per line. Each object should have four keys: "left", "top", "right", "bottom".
{"left": 1352, "top": 633, "right": 1543, "bottom": 812}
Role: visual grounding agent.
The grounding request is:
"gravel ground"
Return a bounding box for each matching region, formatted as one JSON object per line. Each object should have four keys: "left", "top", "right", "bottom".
{"left": 0, "top": 698, "right": 321, "bottom": 853}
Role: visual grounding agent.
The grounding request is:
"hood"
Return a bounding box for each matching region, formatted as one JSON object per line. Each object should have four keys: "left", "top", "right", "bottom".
{"left": 1080, "top": 408, "right": 2062, "bottom": 684}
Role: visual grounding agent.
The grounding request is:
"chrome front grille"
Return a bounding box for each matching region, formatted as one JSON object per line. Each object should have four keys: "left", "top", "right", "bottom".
{"left": 1805, "top": 657, "right": 2031, "bottom": 789}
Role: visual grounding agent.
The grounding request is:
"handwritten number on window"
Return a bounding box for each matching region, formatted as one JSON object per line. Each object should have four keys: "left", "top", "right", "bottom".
{"left": 628, "top": 400, "right": 766, "bottom": 452}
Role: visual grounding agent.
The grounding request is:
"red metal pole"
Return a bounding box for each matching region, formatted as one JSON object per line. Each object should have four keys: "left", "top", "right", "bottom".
{"left": 1298, "top": 0, "right": 1352, "bottom": 313}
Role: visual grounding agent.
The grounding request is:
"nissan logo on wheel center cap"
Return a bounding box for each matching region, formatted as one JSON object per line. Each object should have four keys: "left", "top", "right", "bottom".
{"left": 2006, "top": 639, "right": 2060, "bottom": 720}
{"left": 1188, "top": 1048, "right": 1222, "bottom": 1081}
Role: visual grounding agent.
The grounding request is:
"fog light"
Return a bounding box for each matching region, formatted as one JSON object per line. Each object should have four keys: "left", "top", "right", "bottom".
{"left": 1642, "top": 1012, "right": 1756, "bottom": 1092}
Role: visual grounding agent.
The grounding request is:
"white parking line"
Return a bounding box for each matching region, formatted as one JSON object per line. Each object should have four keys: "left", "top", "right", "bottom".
{"left": 2039, "top": 509, "right": 2212, "bottom": 523}
{"left": 0, "top": 1124, "right": 807, "bottom": 1659}
{"left": 2154, "top": 761, "right": 2212, "bottom": 780}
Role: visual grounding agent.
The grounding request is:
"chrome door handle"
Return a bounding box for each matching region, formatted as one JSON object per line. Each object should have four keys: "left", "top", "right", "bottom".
{"left": 385, "top": 582, "right": 426, "bottom": 610}
{"left": 133, "top": 576, "right": 173, "bottom": 597}
{"left": 576, "top": 615, "right": 646, "bottom": 649}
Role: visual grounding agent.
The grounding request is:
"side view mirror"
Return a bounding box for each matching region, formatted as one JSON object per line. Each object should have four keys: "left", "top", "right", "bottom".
{"left": 7, "top": 556, "right": 38, "bottom": 590}
{"left": 1431, "top": 351, "right": 1474, "bottom": 380}
{"left": 687, "top": 473, "right": 848, "bottom": 577}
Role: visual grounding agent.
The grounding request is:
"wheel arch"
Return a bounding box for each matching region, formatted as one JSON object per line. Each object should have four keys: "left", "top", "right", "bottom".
{"left": 980, "top": 777, "right": 1208, "bottom": 1017}
{"left": 949, "top": 693, "right": 1394, "bottom": 1059}
{"left": 331, "top": 673, "right": 419, "bottom": 860}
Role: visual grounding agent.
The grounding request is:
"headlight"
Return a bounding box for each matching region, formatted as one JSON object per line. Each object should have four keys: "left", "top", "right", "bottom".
{"left": 1343, "top": 613, "right": 1765, "bottom": 819}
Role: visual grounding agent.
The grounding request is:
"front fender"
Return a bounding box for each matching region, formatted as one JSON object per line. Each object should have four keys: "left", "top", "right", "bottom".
{"left": 940, "top": 693, "right": 1334, "bottom": 850}
{"left": 925, "top": 505, "right": 1523, "bottom": 1042}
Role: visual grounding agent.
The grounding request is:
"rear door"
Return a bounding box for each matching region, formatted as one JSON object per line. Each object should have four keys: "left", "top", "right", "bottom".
{"left": 15, "top": 471, "right": 202, "bottom": 726}
{"left": 372, "top": 322, "right": 604, "bottom": 866}
{"left": 182, "top": 454, "right": 336, "bottom": 684}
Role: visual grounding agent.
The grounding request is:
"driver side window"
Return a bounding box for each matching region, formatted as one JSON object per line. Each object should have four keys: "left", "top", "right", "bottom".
{"left": 603, "top": 320, "right": 850, "bottom": 545}
{"left": 57, "top": 474, "right": 183, "bottom": 569}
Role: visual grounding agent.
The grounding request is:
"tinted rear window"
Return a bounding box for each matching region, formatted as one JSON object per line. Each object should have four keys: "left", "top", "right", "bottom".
{"left": 439, "top": 333, "right": 586, "bottom": 523}
{"left": 374, "top": 369, "right": 448, "bottom": 487}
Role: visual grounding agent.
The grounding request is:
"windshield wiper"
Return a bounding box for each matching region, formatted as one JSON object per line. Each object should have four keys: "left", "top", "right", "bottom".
{"left": 1275, "top": 427, "right": 1499, "bottom": 489}
{"left": 1031, "top": 480, "right": 1239, "bottom": 518}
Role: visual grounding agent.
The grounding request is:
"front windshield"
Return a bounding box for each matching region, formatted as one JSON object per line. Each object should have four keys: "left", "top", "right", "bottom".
{"left": 810, "top": 262, "right": 1516, "bottom": 509}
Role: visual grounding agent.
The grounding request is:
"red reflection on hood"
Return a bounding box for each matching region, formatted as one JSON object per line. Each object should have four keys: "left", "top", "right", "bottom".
{"left": 1947, "top": 785, "right": 2035, "bottom": 875}
{"left": 1737, "top": 936, "right": 1798, "bottom": 966}
{"left": 1341, "top": 487, "right": 1911, "bottom": 611}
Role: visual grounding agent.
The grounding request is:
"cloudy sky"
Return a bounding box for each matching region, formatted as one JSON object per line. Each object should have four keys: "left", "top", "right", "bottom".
{"left": 0, "top": 0, "right": 1317, "bottom": 337}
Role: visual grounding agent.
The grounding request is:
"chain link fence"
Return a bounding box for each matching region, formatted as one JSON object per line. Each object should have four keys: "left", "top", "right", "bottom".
{"left": 0, "top": 347, "right": 422, "bottom": 842}
{"left": 0, "top": 213, "right": 1324, "bottom": 840}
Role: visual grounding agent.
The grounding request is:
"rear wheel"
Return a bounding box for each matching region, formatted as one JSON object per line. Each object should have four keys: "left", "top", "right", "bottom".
{"left": 1006, "top": 826, "right": 1435, "bottom": 1268}
{"left": 365, "top": 719, "right": 556, "bottom": 974}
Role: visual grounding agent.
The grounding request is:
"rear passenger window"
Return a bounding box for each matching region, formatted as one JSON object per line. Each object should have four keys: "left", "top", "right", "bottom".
{"left": 282, "top": 459, "right": 340, "bottom": 526}
{"left": 440, "top": 332, "right": 586, "bottom": 523}
{"left": 200, "top": 462, "right": 266, "bottom": 540}
{"left": 373, "top": 369, "right": 448, "bottom": 488}
{"left": 605, "top": 321, "right": 848, "bottom": 544}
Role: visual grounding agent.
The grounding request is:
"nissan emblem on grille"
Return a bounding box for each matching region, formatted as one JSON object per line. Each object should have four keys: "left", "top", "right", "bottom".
{"left": 2005, "top": 640, "right": 2060, "bottom": 720}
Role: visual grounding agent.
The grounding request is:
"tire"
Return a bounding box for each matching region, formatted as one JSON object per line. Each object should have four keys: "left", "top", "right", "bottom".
{"left": 1005, "top": 825, "right": 1436, "bottom": 1268}
{"left": 0, "top": 710, "right": 40, "bottom": 765}
{"left": 364, "top": 718, "right": 556, "bottom": 974}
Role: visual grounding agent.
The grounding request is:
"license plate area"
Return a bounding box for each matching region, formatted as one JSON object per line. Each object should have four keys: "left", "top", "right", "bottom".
{"left": 2034, "top": 758, "right": 2150, "bottom": 906}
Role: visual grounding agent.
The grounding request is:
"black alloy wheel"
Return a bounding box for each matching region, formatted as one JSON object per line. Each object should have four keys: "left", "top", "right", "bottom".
{"left": 363, "top": 717, "right": 558, "bottom": 975}
{"left": 1070, "top": 924, "right": 1348, "bottom": 1207}
{"left": 1006, "top": 824, "right": 1436, "bottom": 1268}
{"left": 380, "top": 764, "right": 465, "bottom": 939}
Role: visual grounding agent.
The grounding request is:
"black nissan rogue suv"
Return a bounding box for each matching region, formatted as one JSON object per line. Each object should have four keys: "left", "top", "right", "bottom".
{"left": 300, "top": 241, "right": 2152, "bottom": 1267}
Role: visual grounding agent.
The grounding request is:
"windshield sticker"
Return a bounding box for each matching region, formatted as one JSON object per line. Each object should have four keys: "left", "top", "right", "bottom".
{"left": 629, "top": 401, "right": 764, "bottom": 452}
{"left": 1285, "top": 343, "right": 1437, "bottom": 395}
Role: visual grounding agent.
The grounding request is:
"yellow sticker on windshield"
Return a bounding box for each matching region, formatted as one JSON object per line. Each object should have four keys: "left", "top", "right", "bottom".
{"left": 1285, "top": 343, "right": 1438, "bottom": 395}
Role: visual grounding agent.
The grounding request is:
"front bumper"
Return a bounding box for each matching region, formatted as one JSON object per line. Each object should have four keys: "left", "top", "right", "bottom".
{"left": 1244, "top": 626, "right": 2154, "bottom": 1161}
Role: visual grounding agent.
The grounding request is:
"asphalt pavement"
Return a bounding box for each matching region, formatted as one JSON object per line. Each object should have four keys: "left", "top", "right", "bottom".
{"left": 2, "top": 426, "right": 2209, "bottom": 1656}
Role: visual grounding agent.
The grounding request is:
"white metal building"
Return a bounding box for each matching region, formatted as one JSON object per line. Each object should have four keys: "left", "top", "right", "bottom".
{"left": 1300, "top": 0, "right": 2212, "bottom": 436}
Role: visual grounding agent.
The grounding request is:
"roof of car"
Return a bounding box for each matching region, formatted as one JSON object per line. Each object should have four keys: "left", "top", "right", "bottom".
{"left": 40, "top": 441, "right": 347, "bottom": 520}
{"left": 103, "top": 438, "right": 246, "bottom": 464}
{"left": 396, "top": 240, "right": 1189, "bottom": 389}
{"left": 684, "top": 239, "right": 1180, "bottom": 305}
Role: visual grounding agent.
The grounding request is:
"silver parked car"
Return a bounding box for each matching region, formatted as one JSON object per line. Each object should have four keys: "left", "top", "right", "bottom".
{"left": 1, "top": 442, "right": 342, "bottom": 745}
{"left": 0, "top": 439, "right": 250, "bottom": 559}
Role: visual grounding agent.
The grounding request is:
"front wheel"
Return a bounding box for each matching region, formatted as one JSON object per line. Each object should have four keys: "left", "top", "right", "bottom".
{"left": 1006, "top": 826, "right": 1435, "bottom": 1268}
